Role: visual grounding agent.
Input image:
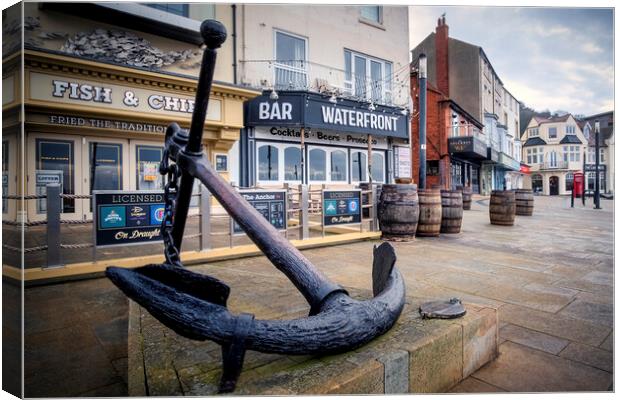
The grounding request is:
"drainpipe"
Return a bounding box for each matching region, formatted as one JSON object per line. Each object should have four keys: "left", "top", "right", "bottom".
{"left": 418, "top": 54, "right": 427, "bottom": 190}
{"left": 232, "top": 4, "right": 238, "bottom": 84}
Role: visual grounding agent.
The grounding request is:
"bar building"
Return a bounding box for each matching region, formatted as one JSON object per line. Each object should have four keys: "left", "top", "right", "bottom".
{"left": 234, "top": 4, "right": 411, "bottom": 187}
{"left": 410, "top": 16, "right": 522, "bottom": 194}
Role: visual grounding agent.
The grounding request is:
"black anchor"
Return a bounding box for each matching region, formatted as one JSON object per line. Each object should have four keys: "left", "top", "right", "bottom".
{"left": 106, "top": 19, "right": 406, "bottom": 393}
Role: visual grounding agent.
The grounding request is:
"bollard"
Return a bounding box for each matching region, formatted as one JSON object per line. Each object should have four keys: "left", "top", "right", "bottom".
{"left": 199, "top": 184, "right": 211, "bottom": 251}
{"left": 299, "top": 184, "right": 309, "bottom": 240}
{"left": 45, "top": 184, "right": 62, "bottom": 268}
{"left": 571, "top": 187, "right": 574, "bottom": 208}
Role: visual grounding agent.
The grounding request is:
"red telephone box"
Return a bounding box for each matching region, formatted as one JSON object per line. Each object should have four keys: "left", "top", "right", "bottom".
{"left": 574, "top": 172, "right": 585, "bottom": 198}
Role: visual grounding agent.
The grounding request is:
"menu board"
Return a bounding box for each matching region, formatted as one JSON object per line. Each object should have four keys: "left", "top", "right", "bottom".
{"left": 232, "top": 190, "right": 287, "bottom": 235}
{"left": 322, "top": 190, "right": 362, "bottom": 226}
{"left": 93, "top": 191, "right": 165, "bottom": 247}
{"left": 394, "top": 146, "right": 412, "bottom": 178}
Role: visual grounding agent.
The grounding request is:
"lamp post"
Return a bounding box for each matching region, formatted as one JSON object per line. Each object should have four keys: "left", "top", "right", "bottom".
{"left": 594, "top": 120, "right": 601, "bottom": 209}
{"left": 418, "top": 53, "right": 427, "bottom": 189}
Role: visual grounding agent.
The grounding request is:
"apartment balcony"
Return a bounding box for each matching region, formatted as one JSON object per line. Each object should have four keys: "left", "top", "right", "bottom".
{"left": 238, "top": 60, "right": 409, "bottom": 108}
{"left": 498, "top": 152, "right": 520, "bottom": 171}
{"left": 446, "top": 125, "right": 485, "bottom": 140}
{"left": 540, "top": 161, "right": 569, "bottom": 170}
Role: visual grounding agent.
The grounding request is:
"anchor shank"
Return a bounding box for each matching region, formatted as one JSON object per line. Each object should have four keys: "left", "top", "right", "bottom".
{"left": 177, "top": 150, "right": 345, "bottom": 312}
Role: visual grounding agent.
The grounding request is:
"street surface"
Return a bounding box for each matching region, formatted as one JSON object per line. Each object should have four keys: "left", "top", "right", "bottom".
{"left": 21, "top": 195, "right": 614, "bottom": 396}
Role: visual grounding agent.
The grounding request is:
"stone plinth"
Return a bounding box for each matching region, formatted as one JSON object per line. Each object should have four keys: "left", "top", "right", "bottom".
{"left": 128, "top": 266, "right": 498, "bottom": 395}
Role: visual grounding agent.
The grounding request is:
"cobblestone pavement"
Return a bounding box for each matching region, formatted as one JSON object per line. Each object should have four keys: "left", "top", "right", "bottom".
{"left": 22, "top": 195, "right": 613, "bottom": 396}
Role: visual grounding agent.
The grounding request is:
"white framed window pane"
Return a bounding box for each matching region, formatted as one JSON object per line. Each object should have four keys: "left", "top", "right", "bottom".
{"left": 330, "top": 150, "right": 347, "bottom": 181}
{"left": 371, "top": 153, "right": 384, "bottom": 182}
{"left": 351, "top": 152, "right": 367, "bottom": 181}
{"left": 360, "top": 6, "right": 381, "bottom": 22}
{"left": 258, "top": 145, "right": 279, "bottom": 181}
{"left": 370, "top": 60, "right": 382, "bottom": 102}
{"left": 309, "top": 148, "right": 326, "bottom": 181}
{"left": 275, "top": 31, "right": 306, "bottom": 89}
{"left": 354, "top": 55, "right": 367, "bottom": 98}
{"left": 344, "top": 50, "right": 352, "bottom": 94}
{"left": 284, "top": 146, "right": 301, "bottom": 181}
{"left": 384, "top": 62, "right": 392, "bottom": 104}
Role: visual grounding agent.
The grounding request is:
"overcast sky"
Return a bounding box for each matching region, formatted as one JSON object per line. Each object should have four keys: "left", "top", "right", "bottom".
{"left": 408, "top": 6, "right": 614, "bottom": 116}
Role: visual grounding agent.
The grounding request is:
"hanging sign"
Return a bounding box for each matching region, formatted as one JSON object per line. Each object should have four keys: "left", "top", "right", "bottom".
{"left": 93, "top": 190, "right": 165, "bottom": 247}
{"left": 232, "top": 190, "right": 287, "bottom": 235}
{"left": 322, "top": 189, "right": 362, "bottom": 226}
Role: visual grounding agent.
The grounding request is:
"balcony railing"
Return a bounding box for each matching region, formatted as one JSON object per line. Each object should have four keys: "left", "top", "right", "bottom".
{"left": 541, "top": 161, "right": 569, "bottom": 169}
{"left": 238, "top": 59, "right": 409, "bottom": 108}
{"left": 447, "top": 125, "right": 484, "bottom": 140}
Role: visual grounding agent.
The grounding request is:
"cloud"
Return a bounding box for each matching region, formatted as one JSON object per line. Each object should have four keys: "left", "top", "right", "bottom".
{"left": 582, "top": 42, "right": 604, "bottom": 54}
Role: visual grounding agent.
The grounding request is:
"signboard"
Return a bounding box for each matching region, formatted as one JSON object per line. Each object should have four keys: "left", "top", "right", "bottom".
{"left": 394, "top": 146, "right": 412, "bottom": 178}
{"left": 232, "top": 190, "right": 287, "bottom": 235}
{"left": 36, "top": 170, "right": 63, "bottom": 214}
{"left": 93, "top": 191, "right": 165, "bottom": 247}
{"left": 322, "top": 190, "right": 362, "bottom": 226}
{"left": 254, "top": 127, "right": 389, "bottom": 150}
{"left": 448, "top": 136, "right": 487, "bottom": 158}
{"left": 585, "top": 164, "right": 606, "bottom": 172}
{"left": 245, "top": 92, "right": 409, "bottom": 139}
{"left": 487, "top": 148, "right": 499, "bottom": 163}
{"left": 215, "top": 154, "right": 228, "bottom": 172}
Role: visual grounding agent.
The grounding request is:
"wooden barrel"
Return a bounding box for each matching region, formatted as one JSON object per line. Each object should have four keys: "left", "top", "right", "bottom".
{"left": 515, "top": 189, "right": 534, "bottom": 216}
{"left": 416, "top": 188, "right": 442, "bottom": 237}
{"left": 378, "top": 184, "right": 419, "bottom": 241}
{"left": 489, "top": 190, "right": 516, "bottom": 226}
{"left": 440, "top": 190, "right": 463, "bottom": 234}
{"left": 457, "top": 185, "right": 473, "bottom": 210}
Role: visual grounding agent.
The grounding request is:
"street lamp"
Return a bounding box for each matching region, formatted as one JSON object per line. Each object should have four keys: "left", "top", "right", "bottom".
{"left": 594, "top": 120, "right": 601, "bottom": 209}
{"left": 418, "top": 53, "right": 427, "bottom": 189}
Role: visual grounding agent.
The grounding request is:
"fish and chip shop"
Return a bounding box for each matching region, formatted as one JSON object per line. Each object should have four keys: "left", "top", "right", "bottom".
{"left": 239, "top": 91, "right": 411, "bottom": 188}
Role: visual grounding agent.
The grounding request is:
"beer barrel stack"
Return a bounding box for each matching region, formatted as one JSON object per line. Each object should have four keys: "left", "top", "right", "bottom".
{"left": 515, "top": 189, "right": 534, "bottom": 216}
{"left": 489, "top": 190, "right": 516, "bottom": 226}
{"left": 416, "top": 188, "right": 442, "bottom": 237}
{"left": 377, "top": 184, "right": 419, "bottom": 241}
{"left": 440, "top": 190, "right": 463, "bottom": 234}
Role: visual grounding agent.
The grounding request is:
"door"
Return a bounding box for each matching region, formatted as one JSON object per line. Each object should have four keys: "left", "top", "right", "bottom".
{"left": 549, "top": 176, "right": 559, "bottom": 195}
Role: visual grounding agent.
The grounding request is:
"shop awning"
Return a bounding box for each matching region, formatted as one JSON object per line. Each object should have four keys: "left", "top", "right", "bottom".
{"left": 244, "top": 91, "right": 409, "bottom": 139}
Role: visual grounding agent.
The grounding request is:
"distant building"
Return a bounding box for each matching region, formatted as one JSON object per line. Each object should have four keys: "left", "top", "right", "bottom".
{"left": 411, "top": 16, "right": 522, "bottom": 194}
{"left": 582, "top": 111, "right": 614, "bottom": 194}
{"left": 522, "top": 114, "right": 587, "bottom": 195}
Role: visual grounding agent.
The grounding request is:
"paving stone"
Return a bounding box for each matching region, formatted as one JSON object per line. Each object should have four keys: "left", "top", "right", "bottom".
{"left": 499, "top": 303, "right": 611, "bottom": 347}
{"left": 449, "top": 377, "right": 506, "bottom": 393}
{"left": 473, "top": 341, "right": 612, "bottom": 392}
{"left": 499, "top": 324, "right": 569, "bottom": 355}
{"left": 477, "top": 283, "right": 575, "bottom": 313}
{"left": 559, "top": 342, "right": 613, "bottom": 373}
{"left": 599, "top": 331, "right": 613, "bottom": 352}
{"left": 558, "top": 300, "right": 613, "bottom": 328}
{"left": 581, "top": 271, "right": 613, "bottom": 286}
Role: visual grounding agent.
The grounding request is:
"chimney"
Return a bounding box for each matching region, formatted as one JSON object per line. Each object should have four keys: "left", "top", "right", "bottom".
{"left": 435, "top": 15, "right": 449, "bottom": 96}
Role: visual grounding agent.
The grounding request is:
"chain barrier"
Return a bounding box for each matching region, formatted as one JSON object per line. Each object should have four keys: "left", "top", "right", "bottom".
{"left": 2, "top": 244, "right": 48, "bottom": 253}
{"left": 59, "top": 194, "right": 92, "bottom": 199}
{"left": 2, "top": 220, "right": 47, "bottom": 226}
{"left": 61, "top": 219, "right": 93, "bottom": 225}
{"left": 2, "top": 194, "right": 46, "bottom": 200}
{"left": 60, "top": 243, "right": 94, "bottom": 249}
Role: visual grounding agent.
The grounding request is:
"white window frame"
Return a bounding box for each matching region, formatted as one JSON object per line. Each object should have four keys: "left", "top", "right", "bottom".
{"left": 344, "top": 49, "right": 393, "bottom": 104}
{"left": 566, "top": 125, "right": 575, "bottom": 134}
{"left": 359, "top": 6, "right": 383, "bottom": 25}
{"left": 273, "top": 29, "right": 308, "bottom": 90}
{"left": 529, "top": 128, "right": 539, "bottom": 137}
{"left": 256, "top": 142, "right": 306, "bottom": 185}
{"left": 351, "top": 149, "right": 385, "bottom": 183}
{"left": 307, "top": 145, "right": 350, "bottom": 184}
{"left": 548, "top": 127, "right": 557, "bottom": 139}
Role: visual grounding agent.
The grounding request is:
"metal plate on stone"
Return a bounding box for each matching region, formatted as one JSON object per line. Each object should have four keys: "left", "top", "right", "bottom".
{"left": 419, "top": 298, "right": 466, "bottom": 319}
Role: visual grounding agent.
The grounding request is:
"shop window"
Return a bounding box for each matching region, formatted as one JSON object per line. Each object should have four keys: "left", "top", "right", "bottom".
{"left": 532, "top": 174, "right": 543, "bottom": 193}
{"left": 360, "top": 6, "right": 382, "bottom": 24}
{"left": 144, "top": 3, "right": 189, "bottom": 17}
{"left": 274, "top": 31, "right": 307, "bottom": 90}
{"left": 330, "top": 150, "right": 347, "bottom": 182}
{"left": 351, "top": 151, "right": 367, "bottom": 182}
{"left": 565, "top": 173, "right": 574, "bottom": 191}
{"left": 371, "top": 153, "right": 384, "bottom": 183}
{"left": 284, "top": 146, "right": 302, "bottom": 181}
{"left": 90, "top": 143, "right": 123, "bottom": 192}
{"left": 2, "top": 141, "right": 8, "bottom": 213}
{"left": 309, "top": 148, "right": 326, "bottom": 181}
{"left": 136, "top": 145, "right": 163, "bottom": 190}
{"left": 36, "top": 139, "right": 75, "bottom": 213}
{"left": 258, "top": 145, "right": 279, "bottom": 181}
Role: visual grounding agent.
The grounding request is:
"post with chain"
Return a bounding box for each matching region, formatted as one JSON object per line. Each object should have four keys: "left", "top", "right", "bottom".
{"left": 45, "top": 184, "right": 62, "bottom": 268}
{"left": 200, "top": 184, "right": 211, "bottom": 251}
{"left": 370, "top": 184, "right": 378, "bottom": 232}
